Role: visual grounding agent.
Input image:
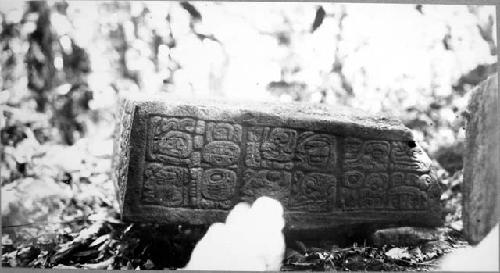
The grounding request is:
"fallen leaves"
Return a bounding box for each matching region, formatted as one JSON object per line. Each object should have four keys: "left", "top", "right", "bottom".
{"left": 50, "top": 220, "right": 107, "bottom": 265}
{"left": 281, "top": 236, "right": 459, "bottom": 272}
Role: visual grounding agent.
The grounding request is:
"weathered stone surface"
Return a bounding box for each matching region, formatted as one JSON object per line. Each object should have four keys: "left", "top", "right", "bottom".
{"left": 371, "top": 227, "right": 446, "bottom": 247}
{"left": 113, "top": 93, "right": 443, "bottom": 231}
{"left": 463, "top": 74, "right": 500, "bottom": 244}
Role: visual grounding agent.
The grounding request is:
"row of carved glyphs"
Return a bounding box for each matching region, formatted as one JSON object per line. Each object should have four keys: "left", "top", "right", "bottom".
{"left": 141, "top": 116, "right": 439, "bottom": 212}
{"left": 341, "top": 138, "right": 440, "bottom": 210}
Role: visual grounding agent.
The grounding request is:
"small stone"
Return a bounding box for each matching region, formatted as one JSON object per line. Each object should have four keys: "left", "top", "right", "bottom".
{"left": 144, "top": 259, "right": 154, "bottom": 270}
{"left": 371, "top": 227, "right": 445, "bottom": 247}
{"left": 385, "top": 247, "right": 411, "bottom": 260}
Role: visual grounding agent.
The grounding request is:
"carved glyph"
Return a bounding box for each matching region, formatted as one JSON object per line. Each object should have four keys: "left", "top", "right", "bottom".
{"left": 147, "top": 116, "right": 204, "bottom": 166}
{"left": 290, "top": 172, "right": 336, "bottom": 212}
{"left": 296, "top": 132, "right": 336, "bottom": 171}
{"left": 198, "top": 168, "right": 237, "bottom": 209}
{"left": 142, "top": 163, "right": 190, "bottom": 206}
{"left": 203, "top": 122, "right": 241, "bottom": 167}
{"left": 241, "top": 169, "right": 291, "bottom": 204}
{"left": 344, "top": 138, "right": 390, "bottom": 171}
{"left": 390, "top": 141, "right": 432, "bottom": 172}
{"left": 245, "top": 127, "right": 297, "bottom": 170}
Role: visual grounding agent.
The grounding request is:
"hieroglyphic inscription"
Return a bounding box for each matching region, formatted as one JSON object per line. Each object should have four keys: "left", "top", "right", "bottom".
{"left": 143, "top": 117, "right": 242, "bottom": 208}
{"left": 142, "top": 163, "right": 190, "bottom": 206}
{"left": 203, "top": 122, "right": 242, "bottom": 167}
{"left": 147, "top": 116, "right": 204, "bottom": 166}
{"left": 388, "top": 172, "right": 441, "bottom": 210}
{"left": 387, "top": 186, "right": 429, "bottom": 210}
{"left": 290, "top": 172, "right": 336, "bottom": 212}
{"left": 202, "top": 142, "right": 240, "bottom": 167}
{"left": 342, "top": 137, "right": 391, "bottom": 210}
{"left": 344, "top": 138, "right": 390, "bottom": 171}
{"left": 296, "top": 132, "right": 336, "bottom": 171}
{"left": 390, "top": 172, "right": 433, "bottom": 190}
{"left": 340, "top": 172, "right": 389, "bottom": 210}
{"left": 246, "top": 127, "right": 297, "bottom": 170}
{"left": 341, "top": 138, "right": 439, "bottom": 211}
{"left": 198, "top": 122, "right": 242, "bottom": 208}
{"left": 139, "top": 115, "right": 439, "bottom": 214}
{"left": 388, "top": 142, "right": 439, "bottom": 211}
{"left": 243, "top": 127, "right": 338, "bottom": 211}
{"left": 198, "top": 168, "right": 237, "bottom": 209}
{"left": 240, "top": 169, "right": 291, "bottom": 204}
{"left": 390, "top": 141, "right": 431, "bottom": 172}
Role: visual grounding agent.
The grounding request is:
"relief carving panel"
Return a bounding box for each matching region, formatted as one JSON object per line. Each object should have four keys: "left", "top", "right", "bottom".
{"left": 203, "top": 122, "right": 242, "bottom": 167}
{"left": 141, "top": 163, "right": 190, "bottom": 207}
{"left": 296, "top": 132, "right": 336, "bottom": 171}
{"left": 340, "top": 172, "right": 389, "bottom": 210}
{"left": 387, "top": 186, "right": 429, "bottom": 210}
{"left": 245, "top": 127, "right": 297, "bottom": 170}
{"left": 390, "top": 141, "right": 431, "bottom": 172}
{"left": 202, "top": 141, "right": 240, "bottom": 167}
{"left": 344, "top": 138, "right": 390, "bottom": 171}
{"left": 147, "top": 116, "right": 204, "bottom": 166}
{"left": 115, "top": 95, "right": 444, "bottom": 229}
{"left": 340, "top": 170, "right": 439, "bottom": 211}
{"left": 290, "top": 172, "right": 336, "bottom": 212}
{"left": 138, "top": 114, "right": 439, "bottom": 217}
{"left": 198, "top": 168, "right": 237, "bottom": 209}
{"left": 241, "top": 169, "right": 291, "bottom": 204}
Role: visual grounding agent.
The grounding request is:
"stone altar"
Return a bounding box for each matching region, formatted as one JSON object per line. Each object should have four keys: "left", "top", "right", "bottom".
{"left": 113, "top": 93, "right": 443, "bottom": 231}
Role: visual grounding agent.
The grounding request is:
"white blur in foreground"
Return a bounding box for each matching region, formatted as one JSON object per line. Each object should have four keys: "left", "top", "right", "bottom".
{"left": 183, "top": 196, "right": 285, "bottom": 271}
{"left": 439, "top": 224, "right": 499, "bottom": 271}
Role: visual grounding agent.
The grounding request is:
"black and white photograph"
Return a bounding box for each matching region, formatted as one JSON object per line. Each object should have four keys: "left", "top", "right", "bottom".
{"left": 0, "top": 1, "right": 498, "bottom": 271}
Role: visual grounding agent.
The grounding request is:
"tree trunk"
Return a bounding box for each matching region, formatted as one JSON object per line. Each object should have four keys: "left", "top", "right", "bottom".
{"left": 25, "top": 1, "right": 55, "bottom": 112}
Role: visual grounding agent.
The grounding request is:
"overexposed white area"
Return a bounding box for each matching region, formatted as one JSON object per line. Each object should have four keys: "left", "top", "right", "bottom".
{"left": 1, "top": 2, "right": 496, "bottom": 113}
{"left": 183, "top": 197, "right": 285, "bottom": 271}
{"left": 132, "top": 3, "right": 496, "bottom": 110}
{"left": 439, "top": 224, "right": 499, "bottom": 271}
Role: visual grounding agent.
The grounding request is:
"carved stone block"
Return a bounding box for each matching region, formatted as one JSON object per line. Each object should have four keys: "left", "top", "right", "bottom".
{"left": 463, "top": 74, "right": 500, "bottom": 244}
{"left": 114, "top": 94, "right": 443, "bottom": 230}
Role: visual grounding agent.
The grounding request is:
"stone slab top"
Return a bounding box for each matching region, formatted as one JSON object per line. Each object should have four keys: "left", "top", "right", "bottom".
{"left": 120, "top": 92, "right": 414, "bottom": 142}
